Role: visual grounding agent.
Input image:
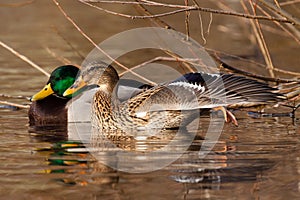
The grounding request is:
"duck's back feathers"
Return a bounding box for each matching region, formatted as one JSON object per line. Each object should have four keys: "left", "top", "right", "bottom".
{"left": 124, "top": 72, "right": 284, "bottom": 113}
{"left": 176, "top": 72, "right": 284, "bottom": 102}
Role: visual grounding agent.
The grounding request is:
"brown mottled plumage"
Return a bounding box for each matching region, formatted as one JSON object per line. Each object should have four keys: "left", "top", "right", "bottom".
{"left": 63, "top": 62, "right": 285, "bottom": 130}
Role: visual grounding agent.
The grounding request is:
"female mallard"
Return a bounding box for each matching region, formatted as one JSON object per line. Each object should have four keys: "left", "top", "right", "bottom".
{"left": 29, "top": 65, "right": 79, "bottom": 126}
{"left": 63, "top": 62, "right": 285, "bottom": 130}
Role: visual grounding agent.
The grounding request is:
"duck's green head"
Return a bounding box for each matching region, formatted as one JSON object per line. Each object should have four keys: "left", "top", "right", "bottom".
{"left": 30, "top": 65, "right": 80, "bottom": 101}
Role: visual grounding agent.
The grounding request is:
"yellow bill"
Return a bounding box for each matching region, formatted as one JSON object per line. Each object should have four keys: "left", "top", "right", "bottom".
{"left": 63, "top": 80, "right": 87, "bottom": 97}
{"left": 30, "top": 83, "right": 54, "bottom": 101}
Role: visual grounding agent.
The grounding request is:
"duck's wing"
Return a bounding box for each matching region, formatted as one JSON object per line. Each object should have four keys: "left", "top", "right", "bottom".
{"left": 220, "top": 74, "right": 284, "bottom": 102}
{"left": 117, "top": 79, "right": 153, "bottom": 102}
{"left": 176, "top": 72, "right": 285, "bottom": 102}
{"left": 124, "top": 72, "right": 285, "bottom": 113}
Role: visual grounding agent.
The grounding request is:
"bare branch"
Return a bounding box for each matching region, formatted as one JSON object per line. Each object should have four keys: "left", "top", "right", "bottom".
{"left": 45, "top": 47, "right": 80, "bottom": 68}
{"left": 79, "top": 0, "right": 296, "bottom": 24}
{"left": 0, "top": 40, "right": 49, "bottom": 77}
{"left": 0, "top": 100, "right": 30, "bottom": 109}
{"left": 258, "top": 0, "right": 300, "bottom": 26}
{"left": 280, "top": 0, "right": 300, "bottom": 6}
{"left": 211, "top": 52, "right": 300, "bottom": 84}
{"left": 184, "top": 0, "right": 190, "bottom": 40}
{"left": 119, "top": 56, "right": 207, "bottom": 77}
{"left": 52, "top": 0, "right": 156, "bottom": 85}
{"left": 134, "top": 0, "right": 174, "bottom": 29}
{"left": 0, "top": 0, "right": 34, "bottom": 7}
{"left": 256, "top": 4, "right": 300, "bottom": 44}
{"left": 0, "top": 94, "right": 29, "bottom": 99}
{"left": 245, "top": 0, "right": 275, "bottom": 78}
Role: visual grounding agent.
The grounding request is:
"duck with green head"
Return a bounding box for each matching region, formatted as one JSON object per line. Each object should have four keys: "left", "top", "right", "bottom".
{"left": 29, "top": 65, "right": 79, "bottom": 126}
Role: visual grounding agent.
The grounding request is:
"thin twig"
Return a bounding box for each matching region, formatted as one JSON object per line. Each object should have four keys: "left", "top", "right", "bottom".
{"left": 198, "top": 12, "right": 206, "bottom": 44}
{"left": 206, "top": 48, "right": 300, "bottom": 77}
{"left": 134, "top": 0, "right": 174, "bottom": 29}
{"left": 52, "top": 0, "right": 156, "bottom": 85}
{"left": 211, "top": 52, "right": 300, "bottom": 84}
{"left": 258, "top": 0, "right": 300, "bottom": 26}
{"left": 45, "top": 47, "right": 80, "bottom": 68}
{"left": 0, "top": 40, "right": 49, "bottom": 77}
{"left": 51, "top": 26, "right": 86, "bottom": 60}
{"left": 0, "top": 0, "right": 34, "bottom": 7}
{"left": 184, "top": 0, "right": 190, "bottom": 40}
{"left": 280, "top": 0, "right": 300, "bottom": 6}
{"left": 255, "top": 3, "right": 300, "bottom": 45}
{"left": 240, "top": 1, "right": 273, "bottom": 77}
{"left": 79, "top": 0, "right": 295, "bottom": 24}
{"left": 0, "top": 94, "right": 29, "bottom": 99}
{"left": 0, "top": 100, "right": 30, "bottom": 109}
{"left": 119, "top": 56, "right": 203, "bottom": 76}
{"left": 273, "top": 0, "right": 280, "bottom": 8}
{"left": 247, "top": 0, "right": 275, "bottom": 78}
{"left": 164, "top": 51, "right": 199, "bottom": 73}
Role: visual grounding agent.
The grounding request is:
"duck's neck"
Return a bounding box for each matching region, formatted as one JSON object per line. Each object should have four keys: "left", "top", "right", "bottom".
{"left": 92, "top": 65, "right": 120, "bottom": 129}
{"left": 96, "top": 65, "right": 119, "bottom": 94}
{"left": 92, "top": 89, "right": 119, "bottom": 129}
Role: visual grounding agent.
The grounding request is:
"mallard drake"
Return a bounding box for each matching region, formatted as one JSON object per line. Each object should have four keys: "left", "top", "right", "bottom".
{"left": 29, "top": 65, "right": 80, "bottom": 126}
{"left": 63, "top": 62, "right": 285, "bottom": 130}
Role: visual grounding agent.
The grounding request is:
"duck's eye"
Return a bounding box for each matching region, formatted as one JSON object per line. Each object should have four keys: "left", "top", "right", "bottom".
{"left": 44, "top": 88, "right": 48, "bottom": 91}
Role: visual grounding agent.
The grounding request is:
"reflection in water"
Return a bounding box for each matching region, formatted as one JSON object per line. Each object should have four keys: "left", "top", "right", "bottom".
{"left": 32, "top": 122, "right": 280, "bottom": 200}
{"left": 28, "top": 125, "right": 68, "bottom": 142}
{"left": 88, "top": 127, "right": 196, "bottom": 173}
{"left": 0, "top": 106, "right": 297, "bottom": 199}
{"left": 31, "top": 116, "right": 287, "bottom": 193}
{"left": 37, "top": 142, "right": 118, "bottom": 186}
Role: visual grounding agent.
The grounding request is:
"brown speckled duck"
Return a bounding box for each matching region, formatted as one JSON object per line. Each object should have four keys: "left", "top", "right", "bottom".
{"left": 63, "top": 62, "right": 285, "bottom": 130}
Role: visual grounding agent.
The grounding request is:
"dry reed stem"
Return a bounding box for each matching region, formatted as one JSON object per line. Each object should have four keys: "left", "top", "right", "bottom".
{"left": 256, "top": 4, "right": 300, "bottom": 44}
{"left": 211, "top": 52, "right": 300, "bottom": 84}
{"left": 119, "top": 57, "right": 204, "bottom": 77}
{"left": 258, "top": 0, "right": 300, "bottom": 26}
{"left": 134, "top": 0, "right": 173, "bottom": 29}
{"left": 52, "top": 0, "right": 156, "bottom": 85}
{"left": 258, "top": 1, "right": 300, "bottom": 43}
{"left": 51, "top": 26, "right": 86, "bottom": 60}
{"left": 280, "top": 0, "right": 300, "bottom": 6}
{"left": 73, "top": 0, "right": 299, "bottom": 82}
{"left": 184, "top": 0, "right": 190, "bottom": 40}
{"left": 273, "top": 0, "right": 280, "bottom": 8}
{"left": 164, "top": 51, "right": 197, "bottom": 73}
{"left": 0, "top": 100, "right": 30, "bottom": 109}
{"left": 0, "top": 94, "right": 29, "bottom": 99}
{"left": 80, "top": 0, "right": 297, "bottom": 24}
{"left": 246, "top": 0, "right": 275, "bottom": 78}
{"left": 0, "top": 0, "right": 34, "bottom": 7}
{"left": 45, "top": 47, "right": 73, "bottom": 65}
{"left": 207, "top": 48, "right": 300, "bottom": 77}
{"left": 0, "top": 41, "right": 50, "bottom": 77}
{"left": 214, "top": 1, "right": 299, "bottom": 77}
